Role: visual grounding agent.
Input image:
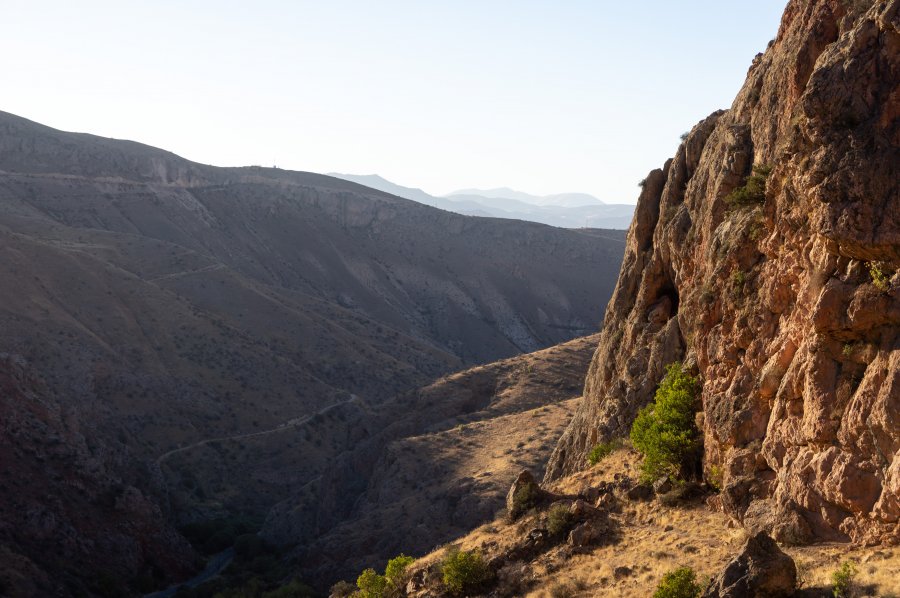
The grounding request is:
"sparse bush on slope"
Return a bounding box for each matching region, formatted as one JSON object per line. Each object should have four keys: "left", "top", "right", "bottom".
{"left": 831, "top": 560, "right": 858, "bottom": 598}
{"left": 441, "top": 547, "right": 489, "bottom": 594}
{"left": 653, "top": 566, "right": 703, "bottom": 598}
{"left": 384, "top": 554, "right": 414, "bottom": 588}
{"left": 546, "top": 503, "right": 576, "bottom": 537}
{"left": 587, "top": 438, "right": 624, "bottom": 466}
{"left": 725, "top": 164, "right": 772, "bottom": 207}
{"left": 356, "top": 568, "right": 388, "bottom": 598}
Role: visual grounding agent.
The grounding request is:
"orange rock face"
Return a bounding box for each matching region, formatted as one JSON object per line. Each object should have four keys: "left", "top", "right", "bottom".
{"left": 547, "top": 0, "right": 899, "bottom": 546}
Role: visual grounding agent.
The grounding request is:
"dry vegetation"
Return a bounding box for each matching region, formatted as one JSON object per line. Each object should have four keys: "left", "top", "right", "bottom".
{"left": 388, "top": 449, "right": 900, "bottom": 597}
{"left": 298, "top": 336, "right": 599, "bottom": 585}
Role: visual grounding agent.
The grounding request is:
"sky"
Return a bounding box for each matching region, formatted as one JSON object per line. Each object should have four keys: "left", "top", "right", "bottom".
{"left": 3, "top": 1, "right": 787, "bottom": 204}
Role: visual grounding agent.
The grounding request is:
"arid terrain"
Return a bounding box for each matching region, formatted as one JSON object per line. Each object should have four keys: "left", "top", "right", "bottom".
{"left": 387, "top": 448, "right": 900, "bottom": 597}
{"left": 329, "top": 0, "right": 899, "bottom": 596}
{"left": 1, "top": 0, "right": 898, "bottom": 596}
{"left": 0, "top": 112, "right": 624, "bottom": 595}
{"left": 290, "top": 335, "right": 599, "bottom": 585}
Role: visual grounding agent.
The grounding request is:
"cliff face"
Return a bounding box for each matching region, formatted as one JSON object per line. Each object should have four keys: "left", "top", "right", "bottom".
{"left": 547, "top": 0, "right": 899, "bottom": 547}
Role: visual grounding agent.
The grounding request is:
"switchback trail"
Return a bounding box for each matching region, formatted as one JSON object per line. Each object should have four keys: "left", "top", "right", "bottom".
{"left": 155, "top": 396, "right": 359, "bottom": 467}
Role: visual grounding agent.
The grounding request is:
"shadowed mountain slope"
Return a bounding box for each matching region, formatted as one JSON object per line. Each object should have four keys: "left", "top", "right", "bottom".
{"left": 0, "top": 111, "right": 625, "bottom": 595}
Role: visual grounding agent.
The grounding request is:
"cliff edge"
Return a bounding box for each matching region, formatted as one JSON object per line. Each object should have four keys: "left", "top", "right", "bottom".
{"left": 547, "top": 0, "right": 899, "bottom": 547}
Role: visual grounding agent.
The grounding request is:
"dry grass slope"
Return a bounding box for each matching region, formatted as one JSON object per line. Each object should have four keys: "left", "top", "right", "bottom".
{"left": 394, "top": 449, "right": 900, "bottom": 597}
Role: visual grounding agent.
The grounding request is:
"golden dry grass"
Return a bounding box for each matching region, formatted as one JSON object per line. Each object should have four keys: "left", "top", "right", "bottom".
{"left": 408, "top": 448, "right": 900, "bottom": 597}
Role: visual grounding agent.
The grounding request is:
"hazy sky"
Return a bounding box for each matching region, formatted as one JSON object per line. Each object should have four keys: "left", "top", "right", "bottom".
{"left": 4, "top": 1, "right": 786, "bottom": 204}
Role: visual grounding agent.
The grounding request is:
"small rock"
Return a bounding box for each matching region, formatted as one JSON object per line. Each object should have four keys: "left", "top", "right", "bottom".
{"left": 405, "top": 569, "right": 427, "bottom": 593}
{"left": 569, "top": 499, "right": 593, "bottom": 519}
{"left": 626, "top": 483, "right": 653, "bottom": 501}
{"left": 595, "top": 493, "right": 616, "bottom": 510}
{"left": 653, "top": 476, "right": 673, "bottom": 495}
{"left": 567, "top": 519, "right": 606, "bottom": 547}
{"left": 487, "top": 555, "right": 507, "bottom": 572}
{"left": 525, "top": 528, "right": 548, "bottom": 545}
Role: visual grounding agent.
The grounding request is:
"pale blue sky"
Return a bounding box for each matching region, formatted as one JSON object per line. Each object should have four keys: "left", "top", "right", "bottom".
{"left": 4, "top": 1, "right": 786, "bottom": 203}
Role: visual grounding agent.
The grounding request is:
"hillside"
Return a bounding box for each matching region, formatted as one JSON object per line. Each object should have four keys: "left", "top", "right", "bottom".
{"left": 0, "top": 112, "right": 625, "bottom": 594}
{"left": 378, "top": 448, "right": 899, "bottom": 597}
{"left": 285, "top": 335, "right": 599, "bottom": 586}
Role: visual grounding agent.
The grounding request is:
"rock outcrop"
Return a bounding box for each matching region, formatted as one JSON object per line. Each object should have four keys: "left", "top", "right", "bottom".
{"left": 547, "top": 0, "right": 899, "bottom": 546}
{"left": 701, "top": 532, "right": 797, "bottom": 598}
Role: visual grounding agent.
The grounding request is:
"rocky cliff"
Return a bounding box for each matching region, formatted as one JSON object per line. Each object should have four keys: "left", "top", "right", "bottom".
{"left": 547, "top": 0, "right": 899, "bottom": 547}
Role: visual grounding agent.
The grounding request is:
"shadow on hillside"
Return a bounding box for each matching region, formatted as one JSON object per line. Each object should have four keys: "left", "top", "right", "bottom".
{"left": 793, "top": 583, "right": 879, "bottom": 597}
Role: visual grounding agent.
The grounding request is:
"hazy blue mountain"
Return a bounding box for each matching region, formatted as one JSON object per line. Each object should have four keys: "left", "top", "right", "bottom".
{"left": 327, "top": 173, "right": 439, "bottom": 206}
{"left": 330, "top": 174, "right": 635, "bottom": 229}
{"left": 448, "top": 187, "right": 605, "bottom": 207}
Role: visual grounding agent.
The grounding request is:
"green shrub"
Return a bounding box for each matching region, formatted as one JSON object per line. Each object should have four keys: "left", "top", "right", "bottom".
{"left": 509, "top": 481, "right": 539, "bottom": 519}
{"left": 748, "top": 219, "right": 765, "bottom": 241}
{"left": 441, "top": 548, "right": 489, "bottom": 594}
{"left": 831, "top": 560, "right": 857, "bottom": 598}
{"left": 868, "top": 262, "right": 890, "bottom": 291}
{"left": 726, "top": 164, "right": 772, "bottom": 207}
{"left": 546, "top": 503, "right": 575, "bottom": 537}
{"left": 630, "top": 362, "right": 700, "bottom": 483}
{"left": 587, "top": 438, "right": 623, "bottom": 466}
{"left": 384, "top": 554, "right": 415, "bottom": 587}
{"left": 653, "top": 566, "right": 703, "bottom": 598}
{"left": 356, "top": 568, "right": 387, "bottom": 598}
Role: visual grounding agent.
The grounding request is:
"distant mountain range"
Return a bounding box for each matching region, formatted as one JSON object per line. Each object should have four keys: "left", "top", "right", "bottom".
{"left": 447, "top": 186, "right": 604, "bottom": 207}
{"left": 329, "top": 173, "right": 635, "bottom": 229}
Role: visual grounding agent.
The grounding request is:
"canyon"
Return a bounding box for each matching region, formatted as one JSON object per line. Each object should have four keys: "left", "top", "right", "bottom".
{"left": 0, "top": 111, "right": 624, "bottom": 595}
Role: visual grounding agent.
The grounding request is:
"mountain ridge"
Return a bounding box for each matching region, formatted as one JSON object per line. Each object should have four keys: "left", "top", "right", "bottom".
{"left": 0, "top": 109, "right": 626, "bottom": 596}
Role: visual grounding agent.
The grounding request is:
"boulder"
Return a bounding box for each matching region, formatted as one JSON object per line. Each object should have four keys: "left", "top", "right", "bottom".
{"left": 505, "top": 528, "right": 550, "bottom": 562}
{"left": 653, "top": 476, "right": 674, "bottom": 495}
{"left": 506, "top": 470, "right": 544, "bottom": 520}
{"left": 569, "top": 499, "right": 594, "bottom": 520}
{"left": 595, "top": 493, "right": 617, "bottom": 510}
{"left": 567, "top": 519, "right": 607, "bottom": 547}
{"left": 626, "top": 482, "right": 653, "bottom": 501}
{"left": 701, "top": 532, "right": 797, "bottom": 597}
